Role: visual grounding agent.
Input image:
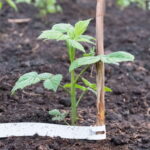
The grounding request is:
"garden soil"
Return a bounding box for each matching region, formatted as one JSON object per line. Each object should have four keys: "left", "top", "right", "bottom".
{"left": 0, "top": 0, "right": 149, "bottom": 149}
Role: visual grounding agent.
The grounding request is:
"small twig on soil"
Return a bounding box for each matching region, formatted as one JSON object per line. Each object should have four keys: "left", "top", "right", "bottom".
{"left": 22, "top": 91, "right": 41, "bottom": 96}
{"left": 8, "top": 18, "right": 31, "bottom": 24}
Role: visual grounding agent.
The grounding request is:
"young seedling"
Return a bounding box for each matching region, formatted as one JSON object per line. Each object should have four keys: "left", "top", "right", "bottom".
{"left": 49, "top": 109, "right": 69, "bottom": 124}
{"left": 12, "top": 19, "right": 134, "bottom": 125}
{"left": 116, "top": 0, "right": 147, "bottom": 9}
{"left": 16, "top": 0, "right": 62, "bottom": 16}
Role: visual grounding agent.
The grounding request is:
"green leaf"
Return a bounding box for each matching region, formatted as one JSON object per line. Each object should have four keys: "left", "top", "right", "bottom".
{"left": 116, "top": 0, "right": 146, "bottom": 9}
{"left": 52, "top": 115, "right": 66, "bottom": 121}
{"left": 0, "top": 2, "right": 3, "bottom": 9}
{"left": 38, "top": 19, "right": 94, "bottom": 44}
{"left": 101, "top": 51, "right": 134, "bottom": 65}
{"left": 11, "top": 72, "right": 40, "bottom": 94}
{"left": 81, "top": 78, "right": 96, "bottom": 90}
{"left": 80, "top": 35, "right": 96, "bottom": 41}
{"left": 116, "top": 0, "right": 131, "bottom": 8}
{"left": 75, "top": 85, "right": 87, "bottom": 91}
{"left": 56, "top": 5, "right": 62, "bottom": 12}
{"left": 64, "top": 83, "right": 87, "bottom": 92}
{"left": 52, "top": 23, "right": 74, "bottom": 33}
{"left": 74, "top": 19, "right": 92, "bottom": 38}
{"left": 82, "top": 77, "right": 112, "bottom": 93}
{"left": 78, "top": 35, "right": 96, "bottom": 44}
{"left": 6, "top": 0, "right": 18, "bottom": 11}
{"left": 67, "top": 27, "right": 75, "bottom": 39}
{"left": 83, "top": 47, "right": 95, "bottom": 57}
{"left": 57, "top": 34, "right": 69, "bottom": 41}
{"left": 11, "top": 72, "right": 63, "bottom": 94}
{"left": 69, "top": 55, "right": 101, "bottom": 72}
{"left": 39, "top": 9, "right": 47, "bottom": 16}
{"left": 77, "top": 37, "right": 95, "bottom": 45}
{"left": 49, "top": 109, "right": 68, "bottom": 121}
{"left": 47, "top": 5, "right": 56, "bottom": 13}
{"left": 68, "top": 39, "right": 85, "bottom": 52}
{"left": 38, "top": 30, "right": 65, "bottom": 40}
{"left": 81, "top": 78, "right": 97, "bottom": 95}
{"left": 43, "top": 74, "right": 62, "bottom": 92}
{"left": 49, "top": 109, "right": 61, "bottom": 116}
{"left": 70, "top": 51, "right": 134, "bottom": 71}
{"left": 38, "top": 73, "right": 53, "bottom": 80}
{"left": 104, "top": 86, "right": 112, "bottom": 92}
{"left": 16, "top": 0, "right": 32, "bottom": 4}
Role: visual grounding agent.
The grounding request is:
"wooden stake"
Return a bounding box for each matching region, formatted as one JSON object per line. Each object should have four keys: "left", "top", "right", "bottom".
{"left": 96, "top": 0, "right": 105, "bottom": 126}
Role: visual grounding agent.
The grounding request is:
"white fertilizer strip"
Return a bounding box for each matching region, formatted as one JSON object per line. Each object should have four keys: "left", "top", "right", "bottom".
{"left": 0, "top": 123, "right": 106, "bottom": 140}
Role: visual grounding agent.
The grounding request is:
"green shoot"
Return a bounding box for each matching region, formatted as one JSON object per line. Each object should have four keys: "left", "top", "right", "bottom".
{"left": 12, "top": 19, "right": 134, "bottom": 125}
{"left": 39, "top": 19, "right": 95, "bottom": 125}
{"left": 116, "top": 0, "right": 148, "bottom": 9}
{"left": 49, "top": 109, "right": 68, "bottom": 124}
{"left": 16, "top": 0, "right": 62, "bottom": 16}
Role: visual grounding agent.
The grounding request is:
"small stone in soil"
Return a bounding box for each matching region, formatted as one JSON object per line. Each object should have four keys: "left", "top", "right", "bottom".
{"left": 111, "top": 135, "right": 129, "bottom": 145}
{"left": 0, "top": 107, "right": 4, "bottom": 113}
{"left": 0, "top": 142, "right": 4, "bottom": 148}
{"left": 36, "top": 145, "right": 49, "bottom": 150}
{"left": 35, "top": 87, "right": 44, "bottom": 94}
{"left": 142, "top": 137, "right": 150, "bottom": 144}
{"left": 20, "top": 61, "right": 31, "bottom": 67}
{"left": 59, "top": 98, "right": 71, "bottom": 107}
{"left": 106, "top": 111, "right": 123, "bottom": 121}
{"left": 113, "top": 85, "right": 125, "bottom": 95}
{"left": 36, "top": 98, "right": 45, "bottom": 105}
{"left": 122, "top": 110, "right": 130, "bottom": 117}
{"left": 49, "top": 141, "right": 59, "bottom": 149}
{"left": 132, "top": 88, "right": 142, "bottom": 95}
{"left": 8, "top": 145, "right": 16, "bottom": 150}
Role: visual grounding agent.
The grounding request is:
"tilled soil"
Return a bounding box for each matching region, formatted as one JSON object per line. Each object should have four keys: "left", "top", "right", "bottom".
{"left": 0, "top": 0, "right": 150, "bottom": 150}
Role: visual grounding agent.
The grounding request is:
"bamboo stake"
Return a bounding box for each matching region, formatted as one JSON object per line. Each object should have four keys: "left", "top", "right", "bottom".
{"left": 96, "top": 0, "right": 105, "bottom": 126}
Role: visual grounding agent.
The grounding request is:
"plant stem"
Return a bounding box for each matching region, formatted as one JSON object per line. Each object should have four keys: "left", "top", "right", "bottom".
{"left": 74, "top": 65, "right": 89, "bottom": 83}
{"left": 76, "top": 91, "right": 87, "bottom": 107}
{"left": 60, "top": 85, "right": 70, "bottom": 94}
{"left": 70, "top": 69, "right": 77, "bottom": 125}
{"left": 67, "top": 41, "right": 77, "bottom": 125}
{"left": 64, "top": 120, "right": 70, "bottom": 126}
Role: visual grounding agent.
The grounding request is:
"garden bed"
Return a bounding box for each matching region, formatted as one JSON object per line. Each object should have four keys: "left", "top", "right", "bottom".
{"left": 0, "top": 0, "right": 149, "bottom": 149}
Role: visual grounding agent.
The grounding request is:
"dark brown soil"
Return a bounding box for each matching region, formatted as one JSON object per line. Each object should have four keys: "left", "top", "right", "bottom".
{"left": 0, "top": 0, "right": 150, "bottom": 149}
